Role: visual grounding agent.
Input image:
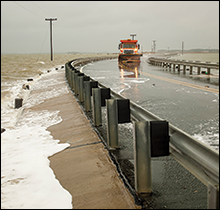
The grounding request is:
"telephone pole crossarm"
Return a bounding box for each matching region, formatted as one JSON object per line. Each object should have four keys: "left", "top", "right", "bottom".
{"left": 45, "top": 18, "right": 57, "bottom": 21}
{"left": 130, "top": 33, "right": 137, "bottom": 40}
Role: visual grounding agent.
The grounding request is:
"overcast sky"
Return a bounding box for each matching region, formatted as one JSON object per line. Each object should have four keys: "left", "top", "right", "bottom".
{"left": 1, "top": 1, "right": 219, "bottom": 54}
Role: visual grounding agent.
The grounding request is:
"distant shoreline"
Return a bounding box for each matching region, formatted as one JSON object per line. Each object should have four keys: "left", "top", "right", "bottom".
{"left": 1, "top": 50, "right": 219, "bottom": 55}
{"left": 179, "top": 51, "right": 219, "bottom": 54}
{"left": 143, "top": 51, "right": 219, "bottom": 54}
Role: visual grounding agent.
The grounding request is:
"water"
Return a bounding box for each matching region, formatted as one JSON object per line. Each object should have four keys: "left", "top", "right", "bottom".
{"left": 81, "top": 53, "right": 219, "bottom": 152}
{"left": 171, "top": 52, "right": 219, "bottom": 64}
{"left": 1, "top": 53, "right": 109, "bottom": 129}
{"left": 1, "top": 52, "right": 219, "bottom": 208}
{"left": 1, "top": 53, "right": 111, "bottom": 208}
{"left": 80, "top": 54, "right": 218, "bottom": 208}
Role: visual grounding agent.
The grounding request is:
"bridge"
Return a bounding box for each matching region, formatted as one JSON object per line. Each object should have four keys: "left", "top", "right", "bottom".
{"left": 148, "top": 57, "right": 219, "bottom": 75}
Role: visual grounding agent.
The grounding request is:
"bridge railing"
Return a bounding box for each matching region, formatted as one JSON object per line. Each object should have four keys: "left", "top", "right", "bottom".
{"left": 148, "top": 57, "right": 219, "bottom": 69}
{"left": 148, "top": 57, "right": 219, "bottom": 75}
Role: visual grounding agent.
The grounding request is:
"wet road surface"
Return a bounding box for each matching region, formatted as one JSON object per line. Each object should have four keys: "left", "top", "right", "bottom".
{"left": 81, "top": 56, "right": 219, "bottom": 150}
{"left": 78, "top": 56, "right": 219, "bottom": 208}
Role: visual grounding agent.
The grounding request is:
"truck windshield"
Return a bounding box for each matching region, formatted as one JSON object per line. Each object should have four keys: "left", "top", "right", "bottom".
{"left": 122, "top": 44, "right": 136, "bottom": 48}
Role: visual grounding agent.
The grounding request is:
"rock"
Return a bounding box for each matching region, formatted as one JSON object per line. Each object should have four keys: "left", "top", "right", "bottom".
{"left": 15, "top": 98, "right": 23, "bottom": 109}
{"left": 22, "top": 84, "right": 29, "bottom": 90}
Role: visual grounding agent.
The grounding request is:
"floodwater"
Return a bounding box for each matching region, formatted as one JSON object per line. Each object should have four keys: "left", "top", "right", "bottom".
{"left": 80, "top": 53, "right": 219, "bottom": 208}
{"left": 1, "top": 52, "right": 218, "bottom": 209}
{"left": 81, "top": 54, "right": 219, "bottom": 151}
{"left": 171, "top": 52, "right": 219, "bottom": 65}
{"left": 0, "top": 53, "right": 115, "bottom": 209}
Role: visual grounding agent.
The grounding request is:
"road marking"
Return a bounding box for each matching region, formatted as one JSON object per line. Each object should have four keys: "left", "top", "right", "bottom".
{"left": 141, "top": 71, "right": 219, "bottom": 94}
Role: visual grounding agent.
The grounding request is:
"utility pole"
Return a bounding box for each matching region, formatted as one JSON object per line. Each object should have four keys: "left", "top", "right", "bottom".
{"left": 45, "top": 18, "right": 57, "bottom": 61}
{"left": 130, "top": 33, "right": 137, "bottom": 40}
{"left": 152, "top": 40, "right": 156, "bottom": 53}
{"left": 182, "top": 41, "right": 184, "bottom": 55}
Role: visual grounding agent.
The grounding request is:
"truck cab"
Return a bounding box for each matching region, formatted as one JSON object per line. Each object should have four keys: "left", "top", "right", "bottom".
{"left": 118, "top": 39, "right": 140, "bottom": 54}
{"left": 118, "top": 39, "right": 142, "bottom": 62}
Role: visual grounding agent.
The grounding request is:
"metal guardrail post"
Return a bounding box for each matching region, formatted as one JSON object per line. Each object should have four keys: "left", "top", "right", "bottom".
{"left": 72, "top": 58, "right": 219, "bottom": 193}
{"left": 92, "top": 88, "right": 102, "bottom": 126}
{"left": 106, "top": 99, "right": 119, "bottom": 149}
{"left": 74, "top": 73, "right": 84, "bottom": 96}
{"left": 71, "top": 70, "right": 75, "bottom": 90}
{"left": 197, "top": 66, "right": 201, "bottom": 75}
{"left": 207, "top": 68, "right": 211, "bottom": 75}
{"left": 190, "top": 66, "right": 193, "bottom": 74}
{"left": 84, "top": 81, "right": 91, "bottom": 112}
{"left": 178, "top": 64, "right": 180, "bottom": 72}
{"left": 65, "top": 63, "right": 67, "bottom": 78}
{"left": 208, "top": 183, "right": 219, "bottom": 209}
{"left": 183, "top": 65, "right": 186, "bottom": 74}
{"left": 66, "top": 65, "right": 69, "bottom": 83}
{"left": 74, "top": 72, "right": 79, "bottom": 95}
{"left": 78, "top": 76, "right": 84, "bottom": 103}
{"left": 133, "top": 121, "right": 152, "bottom": 195}
{"left": 68, "top": 66, "right": 71, "bottom": 85}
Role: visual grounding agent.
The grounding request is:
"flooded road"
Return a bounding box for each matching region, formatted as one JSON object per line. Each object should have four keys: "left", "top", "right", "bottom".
{"left": 79, "top": 55, "right": 219, "bottom": 208}
{"left": 81, "top": 55, "right": 219, "bottom": 151}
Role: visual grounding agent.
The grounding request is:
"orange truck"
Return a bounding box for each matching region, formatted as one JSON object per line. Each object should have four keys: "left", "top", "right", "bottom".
{"left": 118, "top": 39, "right": 143, "bottom": 62}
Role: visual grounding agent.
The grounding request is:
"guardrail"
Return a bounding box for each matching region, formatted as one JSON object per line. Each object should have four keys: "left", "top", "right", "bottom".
{"left": 148, "top": 57, "right": 219, "bottom": 75}
{"left": 65, "top": 57, "right": 219, "bottom": 209}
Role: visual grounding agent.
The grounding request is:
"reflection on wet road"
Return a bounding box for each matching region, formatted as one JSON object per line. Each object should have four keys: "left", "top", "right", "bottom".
{"left": 82, "top": 56, "right": 219, "bottom": 151}
{"left": 81, "top": 57, "right": 218, "bottom": 208}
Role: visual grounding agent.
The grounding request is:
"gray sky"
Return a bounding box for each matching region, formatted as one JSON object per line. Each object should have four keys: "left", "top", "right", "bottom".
{"left": 1, "top": 1, "right": 219, "bottom": 54}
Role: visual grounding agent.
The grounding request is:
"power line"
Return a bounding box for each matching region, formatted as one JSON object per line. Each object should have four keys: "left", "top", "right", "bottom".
{"left": 12, "top": 1, "right": 42, "bottom": 19}
{"left": 29, "top": 2, "right": 84, "bottom": 28}
{"left": 36, "top": 26, "right": 50, "bottom": 62}
{"left": 30, "top": 1, "right": 52, "bottom": 17}
{"left": 13, "top": 1, "right": 84, "bottom": 29}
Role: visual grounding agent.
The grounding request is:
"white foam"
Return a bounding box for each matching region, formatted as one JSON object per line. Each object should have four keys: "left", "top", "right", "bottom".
{"left": 93, "top": 76, "right": 106, "bottom": 80}
{"left": 1, "top": 110, "right": 71, "bottom": 208}
{"left": 129, "top": 80, "right": 145, "bottom": 83}
{"left": 118, "top": 83, "right": 131, "bottom": 94}
{"left": 1, "top": 80, "right": 33, "bottom": 129}
{"left": 37, "top": 61, "right": 45, "bottom": 64}
{"left": 193, "top": 133, "right": 219, "bottom": 151}
{"left": 24, "top": 71, "right": 69, "bottom": 109}
{"left": 121, "top": 71, "right": 134, "bottom": 76}
{"left": 1, "top": 69, "right": 73, "bottom": 208}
